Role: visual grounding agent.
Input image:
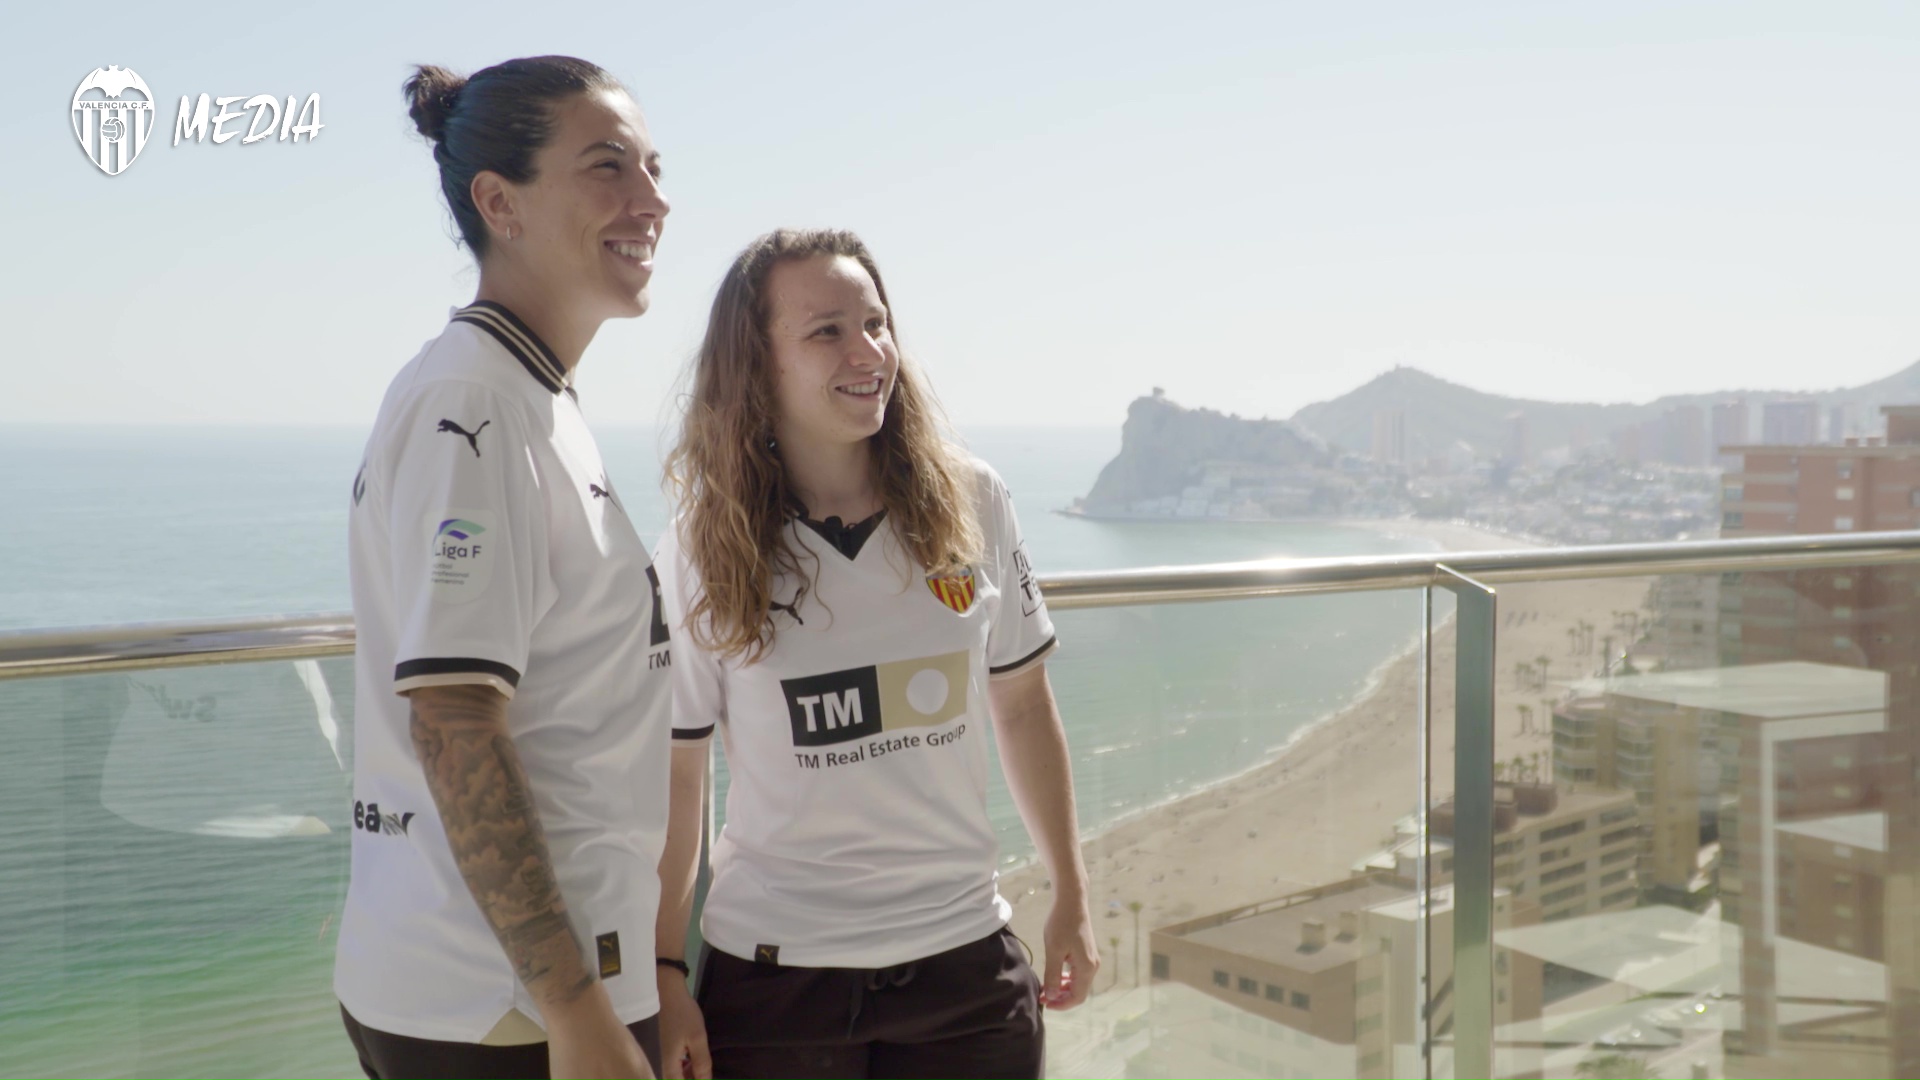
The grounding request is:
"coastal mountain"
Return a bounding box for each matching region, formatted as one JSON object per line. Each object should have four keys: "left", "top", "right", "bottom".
{"left": 1289, "top": 360, "right": 1920, "bottom": 461}
{"left": 1076, "top": 390, "right": 1343, "bottom": 517}
{"left": 1290, "top": 367, "right": 1646, "bottom": 462}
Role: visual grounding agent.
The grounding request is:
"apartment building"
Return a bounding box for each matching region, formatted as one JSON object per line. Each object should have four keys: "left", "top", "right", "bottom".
{"left": 1362, "top": 784, "right": 1641, "bottom": 924}
{"left": 1147, "top": 874, "right": 1542, "bottom": 1078}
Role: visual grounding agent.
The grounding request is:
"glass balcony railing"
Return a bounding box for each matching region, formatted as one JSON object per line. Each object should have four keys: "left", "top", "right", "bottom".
{"left": 6, "top": 530, "right": 1920, "bottom": 1079}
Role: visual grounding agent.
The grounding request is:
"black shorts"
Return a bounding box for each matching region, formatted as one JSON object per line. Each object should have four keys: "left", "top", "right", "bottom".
{"left": 695, "top": 926, "right": 1043, "bottom": 1080}
{"left": 340, "top": 1005, "right": 662, "bottom": 1080}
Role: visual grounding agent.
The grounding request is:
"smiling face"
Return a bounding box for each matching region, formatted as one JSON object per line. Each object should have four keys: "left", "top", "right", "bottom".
{"left": 765, "top": 255, "right": 900, "bottom": 454}
{"left": 501, "top": 88, "right": 669, "bottom": 320}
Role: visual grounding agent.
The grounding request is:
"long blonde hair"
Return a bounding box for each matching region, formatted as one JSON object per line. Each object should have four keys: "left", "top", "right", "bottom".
{"left": 665, "top": 229, "right": 982, "bottom": 662}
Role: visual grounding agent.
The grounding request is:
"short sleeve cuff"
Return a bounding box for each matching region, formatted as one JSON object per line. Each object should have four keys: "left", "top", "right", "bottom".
{"left": 394, "top": 658, "right": 522, "bottom": 700}
{"left": 988, "top": 636, "right": 1058, "bottom": 681}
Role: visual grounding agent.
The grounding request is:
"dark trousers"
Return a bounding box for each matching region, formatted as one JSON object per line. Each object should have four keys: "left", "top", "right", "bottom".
{"left": 697, "top": 926, "right": 1043, "bottom": 1079}
{"left": 340, "top": 1005, "right": 662, "bottom": 1080}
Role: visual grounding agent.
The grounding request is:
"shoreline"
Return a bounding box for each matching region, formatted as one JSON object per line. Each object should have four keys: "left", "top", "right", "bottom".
{"left": 996, "top": 517, "right": 1515, "bottom": 877}
{"left": 1005, "top": 521, "right": 1649, "bottom": 1009}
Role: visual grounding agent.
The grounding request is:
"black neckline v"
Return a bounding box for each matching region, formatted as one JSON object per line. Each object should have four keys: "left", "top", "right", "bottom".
{"left": 797, "top": 509, "right": 887, "bottom": 561}
{"left": 450, "top": 301, "right": 571, "bottom": 397}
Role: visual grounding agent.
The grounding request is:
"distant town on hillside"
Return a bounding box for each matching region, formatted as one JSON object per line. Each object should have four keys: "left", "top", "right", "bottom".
{"left": 1070, "top": 360, "right": 1920, "bottom": 544}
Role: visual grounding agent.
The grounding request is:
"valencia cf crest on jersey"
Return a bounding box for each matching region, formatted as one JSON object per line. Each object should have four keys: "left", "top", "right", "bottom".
{"left": 926, "top": 568, "right": 976, "bottom": 614}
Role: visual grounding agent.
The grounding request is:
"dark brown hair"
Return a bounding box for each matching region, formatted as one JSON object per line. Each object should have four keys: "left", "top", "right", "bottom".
{"left": 665, "top": 229, "right": 983, "bottom": 662}
{"left": 403, "top": 56, "right": 625, "bottom": 257}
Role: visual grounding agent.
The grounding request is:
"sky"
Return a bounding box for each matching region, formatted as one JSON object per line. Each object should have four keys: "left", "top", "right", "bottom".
{"left": 6, "top": 1, "right": 1920, "bottom": 430}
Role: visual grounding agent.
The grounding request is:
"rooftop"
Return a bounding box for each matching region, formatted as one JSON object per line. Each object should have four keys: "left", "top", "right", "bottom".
{"left": 1569, "top": 661, "right": 1886, "bottom": 719}
{"left": 1777, "top": 810, "right": 1887, "bottom": 853}
{"left": 1175, "top": 880, "right": 1412, "bottom": 973}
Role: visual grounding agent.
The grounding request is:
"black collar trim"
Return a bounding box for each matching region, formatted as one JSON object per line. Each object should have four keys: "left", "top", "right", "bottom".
{"left": 451, "top": 301, "right": 568, "bottom": 395}
{"left": 796, "top": 509, "right": 887, "bottom": 560}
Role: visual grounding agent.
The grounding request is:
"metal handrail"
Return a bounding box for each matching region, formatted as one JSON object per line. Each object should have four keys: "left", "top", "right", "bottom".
{"left": 5, "top": 528, "right": 1920, "bottom": 680}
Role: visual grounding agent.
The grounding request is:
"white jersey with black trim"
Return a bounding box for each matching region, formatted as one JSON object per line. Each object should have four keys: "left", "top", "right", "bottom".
{"left": 336, "top": 302, "right": 672, "bottom": 1042}
{"left": 657, "top": 459, "right": 1057, "bottom": 969}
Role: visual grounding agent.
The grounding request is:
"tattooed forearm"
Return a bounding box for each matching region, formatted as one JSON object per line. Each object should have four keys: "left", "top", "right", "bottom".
{"left": 408, "top": 684, "right": 596, "bottom": 1008}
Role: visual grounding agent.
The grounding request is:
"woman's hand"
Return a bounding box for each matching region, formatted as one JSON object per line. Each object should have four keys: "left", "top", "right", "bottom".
{"left": 656, "top": 969, "right": 712, "bottom": 1079}
{"left": 543, "top": 983, "right": 656, "bottom": 1079}
{"left": 1040, "top": 894, "right": 1100, "bottom": 1010}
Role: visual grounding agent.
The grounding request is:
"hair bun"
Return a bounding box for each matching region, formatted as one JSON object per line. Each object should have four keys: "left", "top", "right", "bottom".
{"left": 404, "top": 64, "right": 466, "bottom": 142}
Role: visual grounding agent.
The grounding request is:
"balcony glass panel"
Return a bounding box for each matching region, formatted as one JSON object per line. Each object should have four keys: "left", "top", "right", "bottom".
{"left": 1490, "top": 568, "right": 1911, "bottom": 1079}
{"left": 4, "top": 587, "right": 1444, "bottom": 1079}
{"left": 0, "top": 659, "right": 358, "bottom": 1078}
{"left": 984, "top": 593, "right": 1437, "bottom": 1079}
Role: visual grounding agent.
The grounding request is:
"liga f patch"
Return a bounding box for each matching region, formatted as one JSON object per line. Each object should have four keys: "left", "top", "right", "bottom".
{"left": 926, "top": 568, "right": 976, "bottom": 614}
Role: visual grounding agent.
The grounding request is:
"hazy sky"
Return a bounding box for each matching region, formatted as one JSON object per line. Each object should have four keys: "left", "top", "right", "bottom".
{"left": 7, "top": 2, "right": 1920, "bottom": 429}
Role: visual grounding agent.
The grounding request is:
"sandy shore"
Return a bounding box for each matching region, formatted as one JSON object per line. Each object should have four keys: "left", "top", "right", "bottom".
{"left": 1004, "top": 519, "right": 1650, "bottom": 1001}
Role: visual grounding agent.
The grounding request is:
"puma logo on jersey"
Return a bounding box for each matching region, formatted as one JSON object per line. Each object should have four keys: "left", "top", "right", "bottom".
{"left": 436, "top": 418, "right": 489, "bottom": 457}
{"left": 769, "top": 597, "right": 806, "bottom": 626}
{"left": 780, "top": 650, "right": 970, "bottom": 747}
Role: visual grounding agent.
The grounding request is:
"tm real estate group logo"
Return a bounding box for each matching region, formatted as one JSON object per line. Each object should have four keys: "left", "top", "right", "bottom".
{"left": 71, "top": 66, "right": 323, "bottom": 176}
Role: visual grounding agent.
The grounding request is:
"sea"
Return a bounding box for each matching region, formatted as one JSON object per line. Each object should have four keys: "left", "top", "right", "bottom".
{"left": 0, "top": 424, "right": 1437, "bottom": 1078}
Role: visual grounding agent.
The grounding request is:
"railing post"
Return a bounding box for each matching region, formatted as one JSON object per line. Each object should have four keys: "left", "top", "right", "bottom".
{"left": 1436, "top": 565, "right": 1496, "bottom": 1080}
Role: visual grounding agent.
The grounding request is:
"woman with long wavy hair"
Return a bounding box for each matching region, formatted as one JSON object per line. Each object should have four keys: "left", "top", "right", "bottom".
{"left": 652, "top": 228, "right": 1097, "bottom": 1078}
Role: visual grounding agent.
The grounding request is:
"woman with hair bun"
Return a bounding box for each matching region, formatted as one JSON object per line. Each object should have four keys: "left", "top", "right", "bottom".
{"left": 336, "top": 56, "right": 674, "bottom": 1079}
{"left": 654, "top": 229, "right": 1098, "bottom": 1078}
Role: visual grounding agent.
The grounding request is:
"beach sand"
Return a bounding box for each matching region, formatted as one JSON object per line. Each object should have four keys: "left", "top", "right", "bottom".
{"left": 1002, "top": 519, "right": 1652, "bottom": 1004}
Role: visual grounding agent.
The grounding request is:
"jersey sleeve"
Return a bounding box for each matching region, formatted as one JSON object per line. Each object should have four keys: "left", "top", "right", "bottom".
{"left": 383, "top": 382, "right": 549, "bottom": 699}
{"left": 978, "top": 461, "right": 1058, "bottom": 680}
{"left": 655, "top": 523, "right": 723, "bottom": 743}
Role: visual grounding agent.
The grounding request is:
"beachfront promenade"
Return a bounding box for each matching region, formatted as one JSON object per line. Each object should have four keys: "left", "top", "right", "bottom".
{"left": 6, "top": 529, "right": 1920, "bottom": 1079}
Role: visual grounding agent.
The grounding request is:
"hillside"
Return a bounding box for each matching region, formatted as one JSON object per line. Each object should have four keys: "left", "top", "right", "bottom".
{"left": 1289, "top": 360, "right": 1920, "bottom": 459}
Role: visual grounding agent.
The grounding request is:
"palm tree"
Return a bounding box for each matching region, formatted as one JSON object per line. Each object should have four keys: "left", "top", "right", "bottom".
{"left": 1127, "top": 900, "right": 1144, "bottom": 988}
{"left": 1567, "top": 626, "right": 1579, "bottom": 655}
{"left": 1108, "top": 936, "right": 1122, "bottom": 991}
{"left": 1517, "top": 703, "right": 1533, "bottom": 735}
{"left": 1536, "top": 654, "right": 1552, "bottom": 691}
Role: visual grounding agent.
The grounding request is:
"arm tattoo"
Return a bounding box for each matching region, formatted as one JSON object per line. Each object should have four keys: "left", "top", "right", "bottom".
{"left": 409, "top": 685, "right": 596, "bottom": 1006}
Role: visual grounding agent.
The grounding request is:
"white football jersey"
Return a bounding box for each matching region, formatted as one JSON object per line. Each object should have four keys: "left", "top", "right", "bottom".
{"left": 336, "top": 302, "right": 672, "bottom": 1041}
{"left": 658, "top": 460, "right": 1056, "bottom": 968}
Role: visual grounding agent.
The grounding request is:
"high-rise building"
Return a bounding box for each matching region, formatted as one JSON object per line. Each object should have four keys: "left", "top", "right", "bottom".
{"left": 1371, "top": 409, "right": 1407, "bottom": 466}
{"left": 1715, "top": 407, "right": 1920, "bottom": 1075}
{"left": 1561, "top": 664, "right": 1891, "bottom": 1075}
{"left": 1829, "top": 403, "right": 1857, "bottom": 445}
{"left": 1669, "top": 404, "right": 1709, "bottom": 467}
{"left": 1713, "top": 400, "right": 1752, "bottom": 455}
{"left": 1361, "top": 784, "right": 1642, "bottom": 922}
{"left": 1505, "top": 412, "right": 1530, "bottom": 468}
{"left": 1760, "top": 400, "right": 1820, "bottom": 446}
{"left": 1147, "top": 873, "right": 1544, "bottom": 1078}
